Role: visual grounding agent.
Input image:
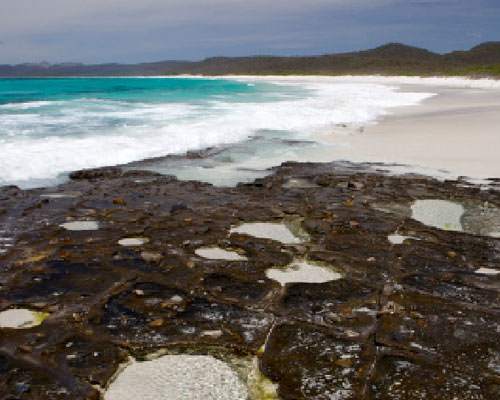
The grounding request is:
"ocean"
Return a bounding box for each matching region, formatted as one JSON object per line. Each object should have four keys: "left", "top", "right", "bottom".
{"left": 0, "top": 77, "right": 432, "bottom": 188}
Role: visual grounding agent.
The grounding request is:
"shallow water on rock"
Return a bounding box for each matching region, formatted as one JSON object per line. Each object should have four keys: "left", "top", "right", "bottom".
{"left": 411, "top": 199, "right": 465, "bottom": 232}
{"left": 266, "top": 260, "right": 342, "bottom": 286}
{"left": 59, "top": 220, "right": 99, "bottom": 231}
{"left": 104, "top": 355, "right": 248, "bottom": 400}
{"left": 387, "top": 233, "right": 420, "bottom": 245}
{"left": 0, "top": 308, "right": 49, "bottom": 329}
{"left": 40, "top": 192, "right": 82, "bottom": 199}
{"left": 125, "top": 131, "right": 320, "bottom": 187}
{"left": 230, "top": 222, "right": 307, "bottom": 244}
{"left": 118, "top": 237, "right": 150, "bottom": 246}
{"left": 376, "top": 198, "right": 500, "bottom": 238}
{"left": 195, "top": 247, "right": 247, "bottom": 261}
{"left": 0, "top": 235, "right": 14, "bottom": 254}
{"left": 475, "top": 267, "right": 500, "bottom": 275}
{"left": 282, "top": 178, "right": 319, "bottom": 189}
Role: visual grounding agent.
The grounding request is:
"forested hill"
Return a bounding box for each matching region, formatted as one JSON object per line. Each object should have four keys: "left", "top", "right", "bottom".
{"left": 1, "top": 42, "right": 500, "bottom": 77}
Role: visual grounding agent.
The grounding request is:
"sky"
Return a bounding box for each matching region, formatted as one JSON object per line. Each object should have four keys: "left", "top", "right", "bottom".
{"left": 0, "top": 0, "right": 499, "bottom": 64}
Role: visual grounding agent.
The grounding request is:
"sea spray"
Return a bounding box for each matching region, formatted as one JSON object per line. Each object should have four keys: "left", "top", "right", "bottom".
{"left": 0, "top": 77, "right": 433, "bottom": 187}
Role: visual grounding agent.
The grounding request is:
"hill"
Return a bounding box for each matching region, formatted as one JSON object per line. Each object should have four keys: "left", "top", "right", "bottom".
{"left": 0, "top": 60, "right": 189, "bottom": 77}
{"left": 1, "top": 42, "right": 500, "bottom": 77}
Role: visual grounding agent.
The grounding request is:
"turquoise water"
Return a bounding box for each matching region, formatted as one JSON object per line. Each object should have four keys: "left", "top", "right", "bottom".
{"left": 0, "top": 77, "right": 292, "bottom": 105}
{"left": 0, "top": 77, "right": 430, "bottom": 188}
{"left": 0, "top": 77, "right": 310, "bottom": 187}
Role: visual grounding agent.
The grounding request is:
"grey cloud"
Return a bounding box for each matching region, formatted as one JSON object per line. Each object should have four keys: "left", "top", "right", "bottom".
{"left": 0, "top": 0, "right": 384, "bottom": 34}
{"left": 0, "top": 0, "right": 498, "bottom": 63}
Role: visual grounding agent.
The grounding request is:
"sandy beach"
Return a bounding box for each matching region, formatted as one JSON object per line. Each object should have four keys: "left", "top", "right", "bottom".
{"left": 340, "top": 77, "right": 500, "bottom": 181}
{"left": 233, "top": 75, "right": 500, "bottom": 182}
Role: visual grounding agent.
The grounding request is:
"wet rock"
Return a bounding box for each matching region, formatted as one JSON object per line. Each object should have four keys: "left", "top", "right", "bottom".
{"left": 69, "top": 167, "right": 122, "bottom": 180}
{"left": 140, "top": 251, "right": 163, "bottom": 263}
{"left": 261, "top": 323, "right": 372, "bottom": 400}
{"left": 370, "top": 354, "right": 496, "bottom": 400}
{"left": 0, "top": 159, "right": 499, "bottom": 398}
{"left": 100, "top": 282, "right": 273, "bottom": 351}
{"left": 202, "top": 273, "right": 275, "bottom": 305}
{"left": 348, "top": 180, "right": 364, "bottom": 190}
{"left": 170, "top": 202, "right": 188, "bottom": 213}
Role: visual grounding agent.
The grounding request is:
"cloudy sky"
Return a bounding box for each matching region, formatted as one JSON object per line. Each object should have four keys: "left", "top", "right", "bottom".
{"left": 0, "top": 0, "right": 499, "bottom": 64}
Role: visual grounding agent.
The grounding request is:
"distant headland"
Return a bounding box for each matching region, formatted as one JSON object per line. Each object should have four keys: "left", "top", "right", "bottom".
{"left": 1, "top": 42, "right": 500, "bottom": 77}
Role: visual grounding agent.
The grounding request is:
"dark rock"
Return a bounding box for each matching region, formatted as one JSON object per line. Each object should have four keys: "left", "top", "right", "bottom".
{"left": 69, "top": 167, "right": 122, "bottom": 180}
{"left": 261, "top": 323, "right": 372, "bottom": 399}
{"left": 140, "top": 251, "right": 163, "bottom": 263}
{"left": 170, "top": 202, "right": 189, "bottom": 213}
{"left": 0, "top": 159, "right": 499, "bottom": 398}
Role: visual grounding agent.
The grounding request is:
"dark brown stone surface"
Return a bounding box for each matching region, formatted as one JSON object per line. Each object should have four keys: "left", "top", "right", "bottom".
{"left": 0, "top": 161, "right": 499, "bottom": 399}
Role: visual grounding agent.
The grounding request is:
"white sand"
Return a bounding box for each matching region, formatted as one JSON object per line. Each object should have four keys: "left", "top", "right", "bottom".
{"left": 345, "top": 82, "right": 500, "bottom": 181}
{"left": 233, "top": 75, "right": 500, "bottom": 182}
{"left": 324, "top": 77, "right": 500, "bottom": 181}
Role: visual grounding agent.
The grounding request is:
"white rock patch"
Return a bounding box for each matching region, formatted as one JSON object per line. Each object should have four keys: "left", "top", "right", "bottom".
{"left": 411, "top": 199, "right": 464, "bottom": 232}
{"left": 282, "top": 178, "right": 319, "bottom": 188}
{"left": 266, "top": 260, "right": 342, "bottom": 286}
{"left": 104, "top": 355, "right": 248, "bottom": 400}
{"left": 118, "top": 237, "right": 149, "bottom": 246}
{"left": 60, "top": 221, "right": 99, "bottom": 231}
{"left": 230, "top": 222, "right": 305, "bottom": 244}
{"left": 40, "top": 192, "right": 82, "bottom": 198}
{"left": 388, "top": 234, "right": 413, "bottom": 245}
{"left": 475, "top": 267, "right": 500, "bottom": 275}
{"left": 195, "top": 247, "right": 247, "bottom": 261}
{"left": 0, "top": 309, "right": 49, "bottom": 329}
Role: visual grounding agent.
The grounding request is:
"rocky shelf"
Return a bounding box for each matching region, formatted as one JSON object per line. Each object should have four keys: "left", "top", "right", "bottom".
{"left": 0, "top": 161, "right": 499, "bottom": 399}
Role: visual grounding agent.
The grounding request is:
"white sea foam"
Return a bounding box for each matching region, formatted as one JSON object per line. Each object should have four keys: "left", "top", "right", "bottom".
{"left": 0, "top": 79, "right": 433, "bottom": 187}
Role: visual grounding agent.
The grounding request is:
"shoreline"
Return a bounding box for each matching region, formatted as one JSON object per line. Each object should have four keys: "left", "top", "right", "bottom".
{"left": 2, "top": 75, "right": 500, "bottom": 397}
{"left": 2, "top": 73, "right": 500, "bottom": 81}
{"left": 95, "top": 75, "right": 500, "bottom": 185}
{"left": 340, "top": 80, "right": 500, "bottom": 181}
{"left": 139, "top": 75, "right": 500, "bottom": 184}
{"left": 2, "top": 75, "right": 500, "bottom": 190}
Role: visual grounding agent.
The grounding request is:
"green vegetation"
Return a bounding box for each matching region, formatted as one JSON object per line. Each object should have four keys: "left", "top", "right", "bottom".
{"left": 444, "top": 64, "right": 500, "bottom": 76}
{"left": 167, "top": 43, "right": 500, "bottom": 77}
{"left": 1, "top": 42, "right": 500, "bottom": 78}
